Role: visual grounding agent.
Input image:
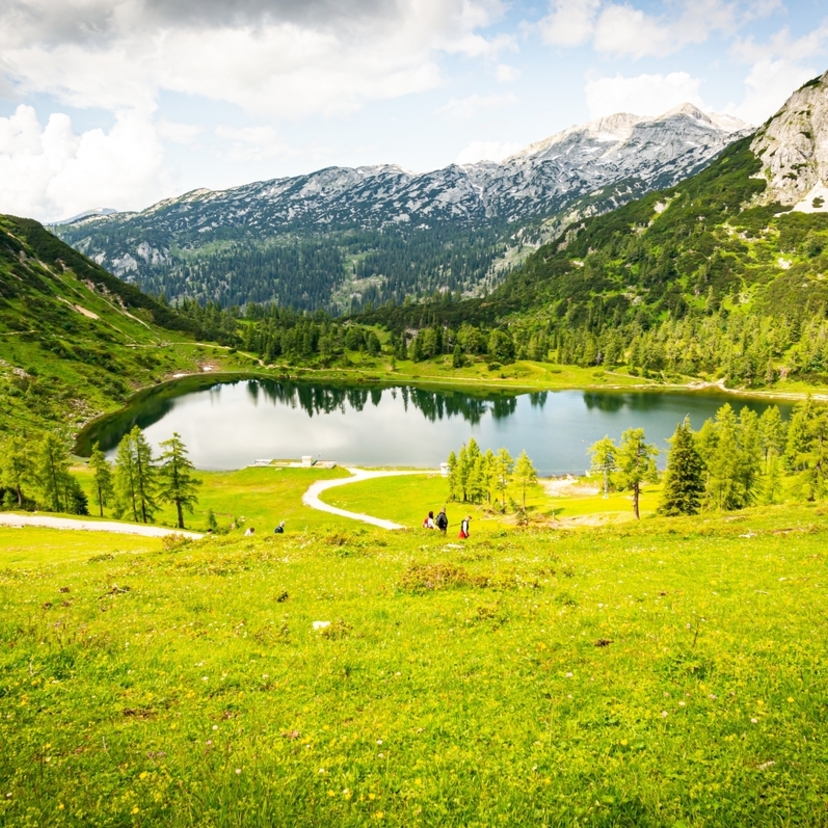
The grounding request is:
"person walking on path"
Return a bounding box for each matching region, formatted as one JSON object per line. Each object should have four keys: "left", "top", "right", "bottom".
{"left": 423, "top": 510, "right": 435, "bottom": 529}
{"left": 435, "top": 507, "right": 448, "bottom": 534}
{"left": 458, "top": 515, "right": 471, "bottom": 539}
{"left": 275, "top": 521, "right": 286, "bottom": 533}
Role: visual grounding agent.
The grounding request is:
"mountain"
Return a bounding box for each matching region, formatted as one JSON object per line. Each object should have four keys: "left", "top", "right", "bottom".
{"left": 364, "top": 72, "right": 828, "bottom": 390}
{"left": 0, "top": 215, "right": 213, "bottom": 437}
{"left": 53, "top": 105, "right": 748, "bottom": 313}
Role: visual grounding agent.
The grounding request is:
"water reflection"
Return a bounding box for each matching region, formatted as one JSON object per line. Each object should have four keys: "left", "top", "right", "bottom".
{"left": 76, "top": 379, "right": 792, "bottom": 475}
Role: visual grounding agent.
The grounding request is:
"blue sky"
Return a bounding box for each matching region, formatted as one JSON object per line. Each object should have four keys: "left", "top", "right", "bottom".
{"left": 1, "top": 0, "right": 827, "bottom": 221}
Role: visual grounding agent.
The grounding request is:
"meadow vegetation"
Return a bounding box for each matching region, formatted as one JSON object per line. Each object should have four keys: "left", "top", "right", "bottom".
{"left": 1, "top": 500, "right": 827, "bottom": 826}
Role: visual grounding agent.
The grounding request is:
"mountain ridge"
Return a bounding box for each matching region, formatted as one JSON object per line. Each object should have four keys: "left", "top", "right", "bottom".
{"left": 54, "top": 104, "right": 748, "bottom": 312}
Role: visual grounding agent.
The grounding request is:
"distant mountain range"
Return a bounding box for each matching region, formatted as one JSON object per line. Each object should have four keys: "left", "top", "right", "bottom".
{"left": 54, "top": 104, "right": 749, "bottom": 312}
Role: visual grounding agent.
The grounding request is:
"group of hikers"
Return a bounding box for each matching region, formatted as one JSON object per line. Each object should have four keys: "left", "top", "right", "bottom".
{"left": 423, "top": 507, "right": 471, "bottom": 539}
{"left": 243, "top": 521, "right": 286, "bottom": 537}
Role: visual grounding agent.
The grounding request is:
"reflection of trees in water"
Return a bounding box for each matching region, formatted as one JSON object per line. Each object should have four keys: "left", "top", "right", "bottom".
{"left": 583, "top": 392, "right": 627, "bottom": 413}
{"left": 83, "top": 380, "right": 526, "bottom": 454}
{"left": 529, "top": 391, "right": 548, "bottom": 408}
{"left": 491, "top": 396, "right": 518, "bottom": 420}
{"left": 251, "top": 381, "right": 505, "bottom": 424}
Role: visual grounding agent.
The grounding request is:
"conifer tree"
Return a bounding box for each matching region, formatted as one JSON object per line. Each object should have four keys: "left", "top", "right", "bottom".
{"left": 157, "top": 432, "right": 201, "bottom": 529}
{"left": 2, "top": 435, "right": 31, "bottom": 508}
{"left": 616, "top": 428, "right": 658, "bottom": 519}
{"left": 658, "top": 419, "right": 704, "bottom": 516}
{"left": 759, "top": 405, "right": 786, "bottom": 467}
{"left": 514, "top": 450, "right": 538, "bottom": 509}
{"left": 35, "top": 431, "right": 73, "bottom": 513}
{"left": 588, "top": 436, "right": 618, "bottom": 498}
{"left": 89, "top": 442, "right": 114, "bottom": 518}
{"left": 446, "top": 450, "right": 460, "bottom": 502}
{"left": 114, "top": 427, "right": 158, "bottom": 523}
{"left": 494, "top": 447, "right": 515, "bottom": 510}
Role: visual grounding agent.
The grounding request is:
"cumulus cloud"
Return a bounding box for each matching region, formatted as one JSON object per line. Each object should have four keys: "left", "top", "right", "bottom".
{"left": 0, "top": 0, "right": 508, "bottom": 117}
{"left": 539, "top": 0, "right": 601, "bottom": 47}
{"left": 726, "top": 19, "right": 828, "bottom": 124}
{"left": 585, "top": 72, "right": 704, "bottom": 120}
{"left": 496, "top": 63, "right": 521, "bottom": 83}
{"left": 455, "top": 139, "right": 523, "bottom": 164}
{"left": 541, "top": 0, "right": 780, "bottom": 59}
{"left": 439, "top": 93, "right": 518, "bottom": 120}
{"left": 0, "top": 105, "right": 168, "bottom": 222}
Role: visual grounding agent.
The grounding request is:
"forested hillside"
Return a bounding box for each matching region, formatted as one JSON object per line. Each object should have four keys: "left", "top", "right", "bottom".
{"left": 0, "top": 215, "right": 213, "bottom": 436}
{"left": 54, "top": 106, "right": 743, "bottom": 313}
{"left": 362, "top": 85, "right": 828, "bottom": 390}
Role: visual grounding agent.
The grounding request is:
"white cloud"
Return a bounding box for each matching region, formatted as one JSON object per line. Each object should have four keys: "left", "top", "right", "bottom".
{"left": 455, "top": 140, "right": 524, "bottom": 164}
{"left": 585, "top": 72, "right": 704, "bottom": 119}
{"left": 0, "top": 104, "right": 169, "bottom": 222}
{"left": 728, "top": 60, "right": 818, "bottom": 125}
{"left": 539, "top": 0, "right": 601, "bottom": 47}
{"left": 439, "top": 93, "right": 517, "bottom": 120}
{"left": 726, "top": 20, "right": 828, "bottom": 124}
{"left": 157, "top": 120, "right": 203, "bottom": 145}
{"left": 544, "top": 0, "right": 782, "bottom": 59}
{"left": 214, "top": 125, "right": 285, "bottom": 162}
{"left": 496, "top": 63, "right": 521, "bottom": 83}
{"left": 0, "top": 0, "right": 508, "bottom": 118}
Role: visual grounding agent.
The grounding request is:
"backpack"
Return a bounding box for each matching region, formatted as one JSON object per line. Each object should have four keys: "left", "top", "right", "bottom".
{"left": 436, "top": 512, "right": 448, "bottom": 530}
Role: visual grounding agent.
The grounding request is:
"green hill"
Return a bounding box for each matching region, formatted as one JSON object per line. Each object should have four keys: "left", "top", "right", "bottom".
{"left": 0, "top": 214, "right": 217, "bottom": 437}
{"left": 364, "top": 97, "right": 828, "bottom": 389}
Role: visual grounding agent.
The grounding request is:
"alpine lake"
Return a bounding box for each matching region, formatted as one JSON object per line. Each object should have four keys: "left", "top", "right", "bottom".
{"left": 76, "top": 375, "right": 792, "bottom": 476}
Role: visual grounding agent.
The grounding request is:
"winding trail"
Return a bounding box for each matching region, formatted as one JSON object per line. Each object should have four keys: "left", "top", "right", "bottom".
{"left": 302, "top": 467, "right": 434, "bottom": 530}
{"left": 0, "top": 513, "right": 203, "bottom": 539}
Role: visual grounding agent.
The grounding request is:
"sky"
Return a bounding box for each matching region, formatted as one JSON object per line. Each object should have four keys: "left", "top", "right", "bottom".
{"left": 0, "top": 0, "right": 827, "bottom": 223}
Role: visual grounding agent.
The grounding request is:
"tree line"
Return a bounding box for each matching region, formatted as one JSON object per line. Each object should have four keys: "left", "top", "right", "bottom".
{"left": 1, "top": 428, "right": 201, "bottom": 529}
{"left": 588, "top": 399, "right": 828, "bottom": 518}
{"left": 446, "top": 439, "right": 538, "bottom": 517}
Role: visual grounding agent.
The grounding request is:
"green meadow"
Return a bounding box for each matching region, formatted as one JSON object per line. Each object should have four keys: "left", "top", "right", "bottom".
{"left": 1, "top": 463, "right": 827, "bottom": 826}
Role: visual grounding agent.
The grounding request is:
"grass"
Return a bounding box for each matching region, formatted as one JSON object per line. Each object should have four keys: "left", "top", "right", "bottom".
{"left": 1, "top": 503, "right": 827, "bottom": 826}
{"left": 0, "top": 527, "right": 162, "bottom": 569}
{"left": 72, "top": 466, "right": 354, "bottom": 536}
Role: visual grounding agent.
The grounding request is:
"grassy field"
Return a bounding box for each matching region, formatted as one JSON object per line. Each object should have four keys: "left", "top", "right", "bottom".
{"left": 72, "top": 466, "right": 354, "bottom": 536}
{"left": 1, "top": 496, "right": 827, "bottom": 826}
{"left": 319, "top": 472, "right": 661, "bottom": 530}
{"left": 0, "top": 527, "right": 163, "bottom": 569}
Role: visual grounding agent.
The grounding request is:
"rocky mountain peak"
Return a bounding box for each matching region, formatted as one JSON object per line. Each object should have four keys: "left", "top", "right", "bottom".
{"left": 750, "top": 71, "right": 828, "bottom": 212}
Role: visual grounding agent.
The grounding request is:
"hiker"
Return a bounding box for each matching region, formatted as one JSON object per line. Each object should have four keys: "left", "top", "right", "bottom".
{"left": 435, "top": 507, "right": 448, "bottom": 533}
{"left": 423, "top": 510, "right": 435, "bottom": 529}
{"left": 244, "top": 527, "right": 255, "bottom": 537}
{"left": 458, "top": 515, "right": 471, "bottom": 539}
{"left": 274, "top": 521, "right": 285, "bottom": 533}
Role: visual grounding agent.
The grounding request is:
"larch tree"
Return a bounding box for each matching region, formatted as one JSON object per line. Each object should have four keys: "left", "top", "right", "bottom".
{"left": 658, "top": 419, "right": 704, "bottom": 516}
{"left": 514, "top": 450, "right": 538, "bottom": 509}
{"left": 35, "top": 431, "right": 72, "bottom": 513}
{"left": 2, "top": 435, "right": 31, "bottom": 507}
{"left": 89, "top": 442, "right": 114, "bottom": 518}
{"left": 588, "top": 436, "right": 618, "bottom": 498}
{"left": 157, "top": 432, "right": 201, "bottom": 529}
{"left": 616, "top": 428, "right": 658, "bottom": 519}
{"left": 114, "top": 426, "right": 158, "bottom": 524}
{"left": 494, "top": 447, "right": 515, "bottom": 510}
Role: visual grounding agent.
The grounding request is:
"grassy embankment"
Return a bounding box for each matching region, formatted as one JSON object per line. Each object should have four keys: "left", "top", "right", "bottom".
{"left": 1, "top": 498, "right": 827, "bottom": 827}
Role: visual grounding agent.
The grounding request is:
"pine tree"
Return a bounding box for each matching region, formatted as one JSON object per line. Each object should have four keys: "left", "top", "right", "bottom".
{"left": 89, "top": 442, "right": 114, "bottom": 518}
{"left": 705, "top": 404, "right": 742, "bottom": 511}
{"left": 758, "top": 405, "right": 786, "bottom": 467}
{"left": 658, "top": 419, "right": 704, "bottom": 516}
{"left": 446, "top": 450, "right": 460, "bottom": 502}
{"left": 157, "top": 432, "right": 201, "bottom": 529}
{"left": 616, "top": 428, "right": 658, "bottom": 519}
{"left": 514, "top": 450, "right": 538, "bottom": 509}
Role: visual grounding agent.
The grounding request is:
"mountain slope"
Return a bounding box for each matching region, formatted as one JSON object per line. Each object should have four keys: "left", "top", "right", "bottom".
{"left": 0, "top": 215, "right": 215, "bottom": 437}
{"left": 363, "top": 72, "right": 828, "bottom": 389}
{"left": 53, "top": 105, "right": 747, "bottom": 313}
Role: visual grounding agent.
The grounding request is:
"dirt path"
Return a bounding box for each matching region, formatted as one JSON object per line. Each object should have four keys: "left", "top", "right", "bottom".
{"left": 0, "top": 513, "right": 203, "bottom": 539}
{"left": 303, "top": 468, "right": 433, "bottom": 530}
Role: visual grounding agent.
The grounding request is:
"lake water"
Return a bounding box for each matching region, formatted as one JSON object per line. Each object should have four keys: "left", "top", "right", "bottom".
{"left": 78, "top": 379, "right": 792, "bottom": 475}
